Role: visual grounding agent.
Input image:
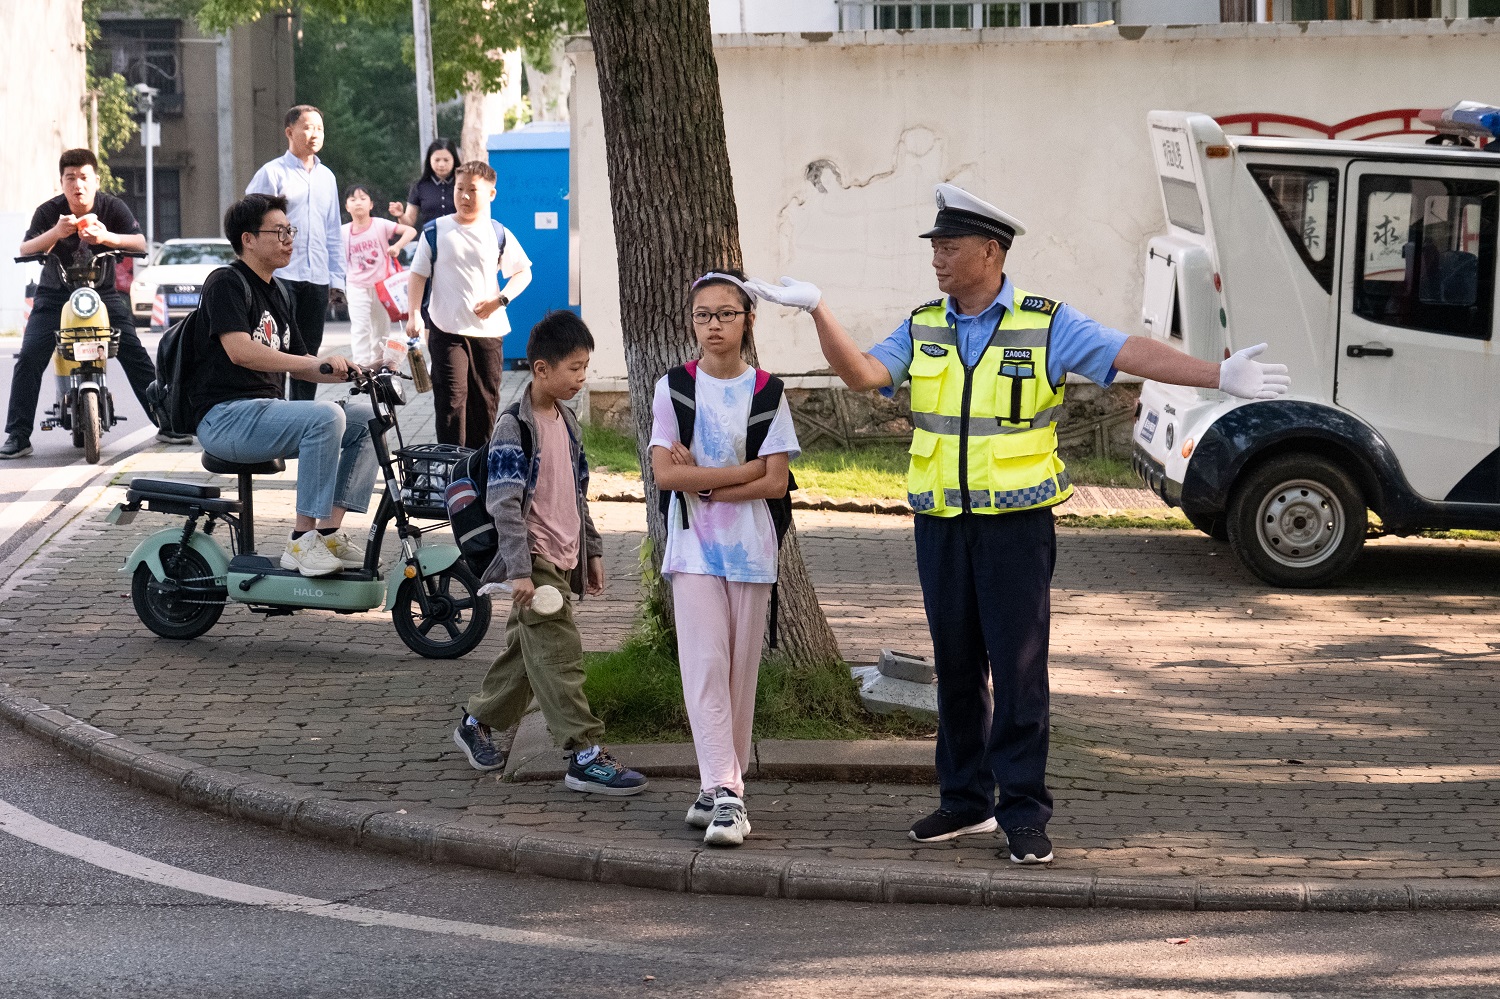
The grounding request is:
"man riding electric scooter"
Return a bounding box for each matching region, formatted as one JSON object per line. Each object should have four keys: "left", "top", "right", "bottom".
{"left": 189, "top": 193, "right": 377, "bottom": 577}
{"left": 3, "top": 148, "right": 187, "bottom": 459}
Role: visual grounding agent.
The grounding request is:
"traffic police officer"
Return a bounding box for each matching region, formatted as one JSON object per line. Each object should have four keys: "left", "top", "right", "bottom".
{"left": 747, "top": 184, "right": 1290, "bottom": 865}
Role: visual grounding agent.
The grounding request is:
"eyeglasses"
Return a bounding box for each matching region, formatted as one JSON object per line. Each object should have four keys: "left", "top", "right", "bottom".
{"left": 692, "top": 309, "right": 750, "bottom": 325}
{"left": 255, "top": 226, "right": 298, "bottom": 243}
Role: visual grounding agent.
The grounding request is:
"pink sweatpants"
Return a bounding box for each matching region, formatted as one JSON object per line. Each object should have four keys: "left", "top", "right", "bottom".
{"left": 672, "top": 572, "right": 772, "bottom": 798}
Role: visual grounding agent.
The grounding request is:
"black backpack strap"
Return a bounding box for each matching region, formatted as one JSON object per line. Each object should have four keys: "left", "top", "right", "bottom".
{"left": 661, "top": 365, "right": 697, "bottom": 529}
{"left": 747, "top": 371, "right": 794, "bottom": 650}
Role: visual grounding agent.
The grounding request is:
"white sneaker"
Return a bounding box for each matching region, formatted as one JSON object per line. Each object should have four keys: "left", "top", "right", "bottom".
{"left": 323, "top": 530, "right": 366, "bottom": 570}
{"left": 279, "top": 531, "right": 343, "bottom": 577}
{"left": 702, "top": 789, "right": 750, "bottom": 847}
{"left": 685, "top": 789, "right": 715, "bottom": 829}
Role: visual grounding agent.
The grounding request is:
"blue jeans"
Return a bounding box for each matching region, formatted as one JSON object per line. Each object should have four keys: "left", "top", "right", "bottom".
{"left": 197, "top": 398, "right": 379, "bottom": 520}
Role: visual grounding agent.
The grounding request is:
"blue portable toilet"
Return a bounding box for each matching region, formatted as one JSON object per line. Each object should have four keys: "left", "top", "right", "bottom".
{"left": 488, "top": 123, "right": 574, "bottom": 369}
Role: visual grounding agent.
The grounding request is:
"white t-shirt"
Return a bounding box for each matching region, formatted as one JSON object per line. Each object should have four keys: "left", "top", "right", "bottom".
{"left": 648, "top": 368, "right": 801, "bottom": 585}
{"left": 410, "top": 215, "right": 531, "bottom": 338}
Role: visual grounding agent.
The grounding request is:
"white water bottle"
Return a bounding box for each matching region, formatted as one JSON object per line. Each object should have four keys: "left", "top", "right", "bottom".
{"left": 381, "top": 333, "right": 406, "bottom": 370}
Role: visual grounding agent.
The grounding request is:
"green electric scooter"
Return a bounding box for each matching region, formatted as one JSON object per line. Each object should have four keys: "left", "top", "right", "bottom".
{"left": 112, "top": 365, "right": 492, "bottom": 659}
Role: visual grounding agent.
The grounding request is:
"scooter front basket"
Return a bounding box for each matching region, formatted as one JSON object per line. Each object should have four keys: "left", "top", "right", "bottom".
{"left": 395, "top": 443, "right": 474, "bottom": 520}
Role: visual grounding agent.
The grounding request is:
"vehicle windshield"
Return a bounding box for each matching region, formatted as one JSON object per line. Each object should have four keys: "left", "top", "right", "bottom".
{"left": 154, "top": 243, "right": 235, "bottom": 266}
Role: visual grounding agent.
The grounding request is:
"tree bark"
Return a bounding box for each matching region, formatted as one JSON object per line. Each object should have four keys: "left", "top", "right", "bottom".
{"left": 582, "top": 0, "right": 843, "bottom": 667}
{"left": 459, "top": 74, "right": 487, "bottom": 163}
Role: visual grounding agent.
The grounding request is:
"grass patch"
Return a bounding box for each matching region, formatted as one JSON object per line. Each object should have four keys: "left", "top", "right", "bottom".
{"left": 1056, "top": 512, "right": 1193, "bottom": 530}
{"left": 581, "top": 423, "right": 640, "bottom": 475}
{"left": 583, "top": 637, "right": 933, "bottom": 744}
{"left": 1420, "top": 529, "right": 1500, "bottom": 543}
{"left": 1064, "top": 454, "right": 1138, "bottom": 488}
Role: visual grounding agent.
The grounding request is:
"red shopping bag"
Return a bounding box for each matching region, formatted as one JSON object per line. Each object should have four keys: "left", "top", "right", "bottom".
{"left": 376, "top": 259, "right": 409, "bottom": 322}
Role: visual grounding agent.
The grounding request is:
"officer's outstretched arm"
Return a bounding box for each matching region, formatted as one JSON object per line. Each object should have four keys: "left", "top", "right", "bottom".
{"left": 1114, "top": 336, "right": 1290, "bottom": 401}
{"left": 746, "top": 275, "right": 892, "bottom": 392}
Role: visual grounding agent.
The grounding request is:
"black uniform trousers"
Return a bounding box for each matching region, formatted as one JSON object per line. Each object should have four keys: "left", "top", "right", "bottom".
{"left": 428, "top": 326, "right": 507, "bottom": 450}
{"left": 285, "top": 280, "right": 330, "bottom": 402}
{"left": 913, "top": 506, "right": 1056, "bottom": 833}
{"left": 5, "top": 291, "right": 156, "bottom": 440}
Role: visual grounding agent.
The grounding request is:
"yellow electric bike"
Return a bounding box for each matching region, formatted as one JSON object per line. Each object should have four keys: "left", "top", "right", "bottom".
{"left": 14, "top": 246, "right": 145, "bottom": 464}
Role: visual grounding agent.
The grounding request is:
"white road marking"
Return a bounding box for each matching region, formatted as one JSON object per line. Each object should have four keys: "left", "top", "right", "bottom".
{"left": 0, "top": 799, "right": 718, "bottom": 967}
{"left": 0, "top": 424, "right": 157, "bottom": 548}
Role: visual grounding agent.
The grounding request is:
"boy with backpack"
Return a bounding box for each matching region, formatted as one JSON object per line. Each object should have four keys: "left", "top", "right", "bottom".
{"left": 648, "top": 270, "right": 801, "bottom": 847}
{"left": 405, "top": 160, "right": 532, "bottom": 449}
{"left": 450, "top": 311, "right": 647, "bottom": 796}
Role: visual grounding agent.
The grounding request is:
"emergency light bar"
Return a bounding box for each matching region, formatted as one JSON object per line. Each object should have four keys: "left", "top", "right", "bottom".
{"left": 1418, "top": 101, "right": 1500, "bottom": 142}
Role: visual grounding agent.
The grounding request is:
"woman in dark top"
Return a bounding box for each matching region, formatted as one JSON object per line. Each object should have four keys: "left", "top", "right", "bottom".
{"left": 389, "top": 138, "right": 460, "bottom": 230}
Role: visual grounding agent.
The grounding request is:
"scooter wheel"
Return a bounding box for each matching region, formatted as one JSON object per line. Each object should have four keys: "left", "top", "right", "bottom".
{"left": 392, "top": 561, "right": 492, "bottom": 659}
{"left": 131, "top": 545, "right": 225, "bottom": 640}
{"left": 80, "top": 390, "right": 102, "bottom": 464}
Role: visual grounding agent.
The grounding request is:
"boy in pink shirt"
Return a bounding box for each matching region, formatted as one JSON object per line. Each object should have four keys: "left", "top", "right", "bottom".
{"left": 341, "top": 184, "right": 415, "bottom": 365}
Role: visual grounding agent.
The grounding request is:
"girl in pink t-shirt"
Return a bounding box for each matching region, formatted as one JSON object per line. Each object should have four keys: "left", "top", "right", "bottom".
{"left": 341, "top": 184, "right": 416, "bottom": 365}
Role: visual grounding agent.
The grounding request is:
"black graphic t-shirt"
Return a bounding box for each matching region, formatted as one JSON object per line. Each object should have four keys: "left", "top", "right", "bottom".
{"left": 27, "top": 192, "right": 142, "bottom": 293}
{"left": 190, "top": 260, "right": 307, "bottom": 424}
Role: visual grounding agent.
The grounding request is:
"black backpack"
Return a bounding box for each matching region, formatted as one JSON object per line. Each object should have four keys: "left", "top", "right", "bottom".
{"left": 658, "top": 362, "right": 797, "bottom": 646}
{"left": 446, "top": 401, "right": 533, "bottom": 577}
{"left": 147, "top": 267, "right": 292, "bottom": 436}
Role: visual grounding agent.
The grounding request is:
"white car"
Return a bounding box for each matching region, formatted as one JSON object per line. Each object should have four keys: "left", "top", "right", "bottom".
{"left": 130, "top": 238, "right": 237, "bottom": 327}
{"left": 1132, "top": 105, "right": 1500, "bottom": 588}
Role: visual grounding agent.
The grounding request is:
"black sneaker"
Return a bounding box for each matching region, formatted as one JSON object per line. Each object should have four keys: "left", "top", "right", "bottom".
{"left": 1005, "top": 826, "right": 1054, "bottom": 865}
{"left": 908, "top": 809, "right": 999, "bottom": 843}
{"left": 155, "top": 429, "right": 195, "bottom": 445}
{"left": 452, "top": 715, "right": 504, "bottom": 772}
{"left": 564, "top": 747, "right": 647, "bottom": 796}
{"left": 0, "top": 435, "right": 32, "bottom": 459}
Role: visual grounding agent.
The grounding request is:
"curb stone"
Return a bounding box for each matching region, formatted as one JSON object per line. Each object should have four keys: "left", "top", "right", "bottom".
{"left": 6, "top": 685, "right": 1500, "bottom": 912}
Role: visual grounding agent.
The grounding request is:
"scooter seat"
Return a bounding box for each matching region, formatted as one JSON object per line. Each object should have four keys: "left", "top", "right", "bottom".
{"left": 128, "top": 478, "right": 220, "bottom": 500}
{"left": 202, "top": 454, "right": 286, "bottom": 476}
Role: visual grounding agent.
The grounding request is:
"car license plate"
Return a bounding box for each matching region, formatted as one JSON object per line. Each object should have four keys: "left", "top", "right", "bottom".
{"left": 1139, "top": 410, "right": 1159, "bottom": 444}
{"left": 73, "top": 340, "right": 106, "bottom": 361}
{"left": 167, "top": 293, "right": 200, "bottom": 308}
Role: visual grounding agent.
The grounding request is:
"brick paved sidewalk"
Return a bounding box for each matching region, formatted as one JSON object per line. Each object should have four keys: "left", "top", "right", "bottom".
{"left": 5, "top": 374, "right": 1500, "bottom": 890}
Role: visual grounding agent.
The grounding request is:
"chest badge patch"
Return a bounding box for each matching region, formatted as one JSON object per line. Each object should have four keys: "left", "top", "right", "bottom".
{"left": 919, "top": 343, "right": 949, "bottom": 358}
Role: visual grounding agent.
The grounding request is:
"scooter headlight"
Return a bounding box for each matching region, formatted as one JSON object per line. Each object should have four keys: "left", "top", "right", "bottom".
{"left": 70, "top": 288, "right": 102, "bottom": 320}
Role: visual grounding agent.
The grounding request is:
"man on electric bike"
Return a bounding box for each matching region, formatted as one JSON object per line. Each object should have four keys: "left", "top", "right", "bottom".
{"left": 2, "top": 148, "right": 185, "bottom": 460}
{"left": 190, "top": 193, "right": 379, "bottom": 578}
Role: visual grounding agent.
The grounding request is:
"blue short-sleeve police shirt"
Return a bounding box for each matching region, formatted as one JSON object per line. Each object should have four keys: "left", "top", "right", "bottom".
{"left": 867, "top": 276, "right": 1129, "bottom": 395}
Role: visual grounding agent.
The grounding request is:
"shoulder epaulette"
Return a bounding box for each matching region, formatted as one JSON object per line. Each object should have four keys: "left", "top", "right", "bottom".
{"left": 909, "top": 298, "right": 944, "bottom": 318}
{"left": 1018, "top": 294, "right": 1059, "bottom": 316}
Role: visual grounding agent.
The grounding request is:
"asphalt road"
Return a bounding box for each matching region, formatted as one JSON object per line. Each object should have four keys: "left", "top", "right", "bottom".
{"left": 4, "top": 724, "right": 1500, "bottom": 998}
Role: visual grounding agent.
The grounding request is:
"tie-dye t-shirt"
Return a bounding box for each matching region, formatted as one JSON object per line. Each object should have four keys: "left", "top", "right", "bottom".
{"left": 648, "top": 367, "right": 800, "bottom": 584}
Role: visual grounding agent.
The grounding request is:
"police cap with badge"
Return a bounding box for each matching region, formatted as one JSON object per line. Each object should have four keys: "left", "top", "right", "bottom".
{"left": 920, "top": 183, "right": 1027, "bottom": 251}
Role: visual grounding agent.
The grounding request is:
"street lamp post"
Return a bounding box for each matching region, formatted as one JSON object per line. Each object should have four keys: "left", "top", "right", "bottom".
{"left": 133, "top": 83, "right": 159, "bottom": 247}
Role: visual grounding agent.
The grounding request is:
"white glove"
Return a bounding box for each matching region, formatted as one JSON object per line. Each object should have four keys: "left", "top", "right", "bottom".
{"left": 1218, "top": 343, "right": 1291, "bottom": 400}
{"left": 744, "top": 276, "right": 822, "bottom": 312}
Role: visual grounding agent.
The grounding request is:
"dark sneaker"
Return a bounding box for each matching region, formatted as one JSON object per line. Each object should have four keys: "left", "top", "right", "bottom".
{"left": 452, "top": 715, "right": 504, "bottom": 772}
{"left": 155, "top": 429, "right": 195, "bottom": 445}
{"left": 702, "top": 788, "right": 750, "bottom": 847}
{"left": 908, "top": 809, "right": 998, "bottom": 843}
{"left": 564, "top": 748, "right": 647, "bottom": 796}
{"left": 0, "top": 435, "right": 32, "bottom": 459}
{"left": 685, "top": 789, "right": 716, "bottom": 829}
{"left": 1005, "top": 826, "right": 1054, "bottom": 865}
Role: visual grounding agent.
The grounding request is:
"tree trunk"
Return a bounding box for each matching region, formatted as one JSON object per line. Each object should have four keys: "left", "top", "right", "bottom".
{"left": 459, "top": 74, "right": 487, "bottom": 163}
{"left": 582, "top": 0, "right": 843, "bottom": 668}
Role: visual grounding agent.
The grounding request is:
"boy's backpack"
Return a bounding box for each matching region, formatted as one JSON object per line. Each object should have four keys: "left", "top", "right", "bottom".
{"left": 445, "top": 400, "right": 532, "bottom": 577}
{"left": 658, "top": 361, "right": 798, "bottom": 646}
{"left": 147, "top": 267, "right": 292, "bottom": 436}
{"left": 419, "top": 217, "right": 507, "bottom": 321}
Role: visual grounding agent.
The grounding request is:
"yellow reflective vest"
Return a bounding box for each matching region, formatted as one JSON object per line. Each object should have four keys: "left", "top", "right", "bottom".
{"left": 905, "top": 290, "right": 1072, "bottom": 517}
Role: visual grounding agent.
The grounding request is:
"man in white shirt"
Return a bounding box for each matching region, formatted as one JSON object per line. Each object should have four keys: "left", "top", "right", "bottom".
{"left": 406, "top": 160, "right": 533, "bottom": 448}
{"left": 246, "top": 105, "right": 346, "bottom": 401}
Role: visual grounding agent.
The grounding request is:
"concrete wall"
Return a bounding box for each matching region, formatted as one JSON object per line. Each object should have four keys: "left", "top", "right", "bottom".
{"left": 0, "top": 0, "right": 86, "bottom": 334}
{"left": 570, "top": 19, "right": 1500, "bottom": 384}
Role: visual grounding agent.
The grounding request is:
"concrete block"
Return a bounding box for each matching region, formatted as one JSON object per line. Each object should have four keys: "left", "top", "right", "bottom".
{"left": 877, "top": 649, "right": 935, "bottom": 684}
{"left": 597, "top": 845, "right": 692, "bottom": 892}
{"left": 89, "top": 737, "right": 146, "bottom": 781}
{"left": 0, "top": 688, "right": 50, "bottom": 723}
{"left": 230, "top": 782, "right": 306, "bottom": 830}
{"left": 20, "top": 708, "right": 72, "bottom": 742}
{"left": 361, "top": 811, "right": 438, "bottom": 860}
{"left": 882, "top": 866, "right": 989, "bottom": 906}
{"left": 432, "top": 823, "right": 521, "bottom": 872}
{"left": 1092, "top": 876, "right": 1196, "bottom": 910}
{"left": 852, "top": 666, "right": 939, "bottom": 723}
{"left": 515, "top": 836, "right": 601, "bottom": 882}
{"left": 755, "top": 739, "right": 936, "bottom": 783}
{"left": 1305, "top": 881, "right": 1413, "bottom": 912}
{"left": 178, "top": 769, "right": 255, "bottom": 814}
{"left": 293, "top": 798, "right": 379, "bottom": 845}
{"left": 503, "top": 711, "right": 560, "bottom": 782}
{"left": 1195, "top": 879, "right": 1306, "bottom": 911}
{"left": 689, "top": 852, "right": 789, "bottom": 898}
{"left": 129, "top": 752, "right": 203, "bottom": 799}
{"left": 53, "top": 723, "right": 116, "bottom": 762}
{"left": 1409, "top": 879, "right": 1500, "bottom": 911}
{"left": 784, "top": 860, "right": 885, "bottom": 903}
{"left": 987, "top": 872, "right": 1095, "bottom": 908}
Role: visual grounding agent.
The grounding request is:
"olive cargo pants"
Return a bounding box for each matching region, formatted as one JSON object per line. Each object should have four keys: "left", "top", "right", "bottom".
{"left": 466, "top": 555, "right": 606, "bottom": 750}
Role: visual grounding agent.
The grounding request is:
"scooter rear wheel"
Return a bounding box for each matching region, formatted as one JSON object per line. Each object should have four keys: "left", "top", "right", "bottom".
{"left": 80, "top": 390, "right": 102, "bottom": 464}
{"left": 132, "top": 544, "right": 225, "bottom": 640}
{"left": 392, "top": 561, "right": 491, "bottom": 659}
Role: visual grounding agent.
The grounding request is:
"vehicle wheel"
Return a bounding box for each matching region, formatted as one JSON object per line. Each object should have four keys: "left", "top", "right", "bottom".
{"left": 79, "top": 391, "right": 102, "bottom": 464}
{"left": 131, "top": 545, "right": 225, "bottom": 640}
{"left": 1184, "top": 508, "right": 1229, "bottom": 542}
{"left": 1227, "top": 454, "right": 1366, "bottom": 588}
{"left": 392, "top": 560, "right": 492, "bottom": 659}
